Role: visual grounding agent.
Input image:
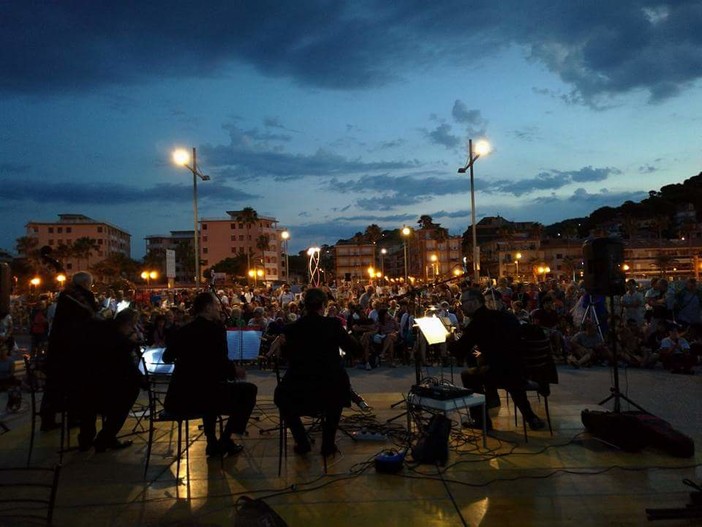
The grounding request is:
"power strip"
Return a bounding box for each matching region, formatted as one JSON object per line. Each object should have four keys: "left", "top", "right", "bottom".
{"left": 352, "top": 431, "right": 387, "bottom": 441}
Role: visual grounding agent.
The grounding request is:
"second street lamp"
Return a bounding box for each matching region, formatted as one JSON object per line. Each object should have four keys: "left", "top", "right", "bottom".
{"left": 173, "top": 147, "right": 210, "bottom": 287}
{"left": 458, "top": 139, "right": 491, "bottom": 284}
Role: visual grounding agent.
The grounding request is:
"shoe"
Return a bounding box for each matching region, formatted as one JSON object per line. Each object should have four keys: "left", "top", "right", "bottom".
{"left": 293, "top": 443, "right": 311, "bottom": 456}
{"left": 94, "top": 439, "right": 133, "bottom": 453}
{"left": 219, "top": 438, "right": 244, "bottom": 457}
{"left": 527, "top": 416, "right": 545, "bottom": 431}
{"left": 357, "top": 401, "right": 372, "bottom": 412}
{"left": 365, "top": 362, "right": 372, "bottom": 371}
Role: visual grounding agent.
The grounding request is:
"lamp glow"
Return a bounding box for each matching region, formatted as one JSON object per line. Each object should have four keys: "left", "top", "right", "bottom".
{"left": 172, "top": 149, "right": 190, "bottom": 166}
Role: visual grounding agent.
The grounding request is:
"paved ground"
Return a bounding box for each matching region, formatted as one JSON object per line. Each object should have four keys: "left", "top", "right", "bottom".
{"left": 1, "top": 343, "right": 701, "bottom": 526}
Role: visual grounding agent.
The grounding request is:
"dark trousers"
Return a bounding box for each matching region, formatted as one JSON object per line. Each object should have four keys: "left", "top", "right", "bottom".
{"left": 460, "top": 368, "right": 536, "bottom": 423}
{"left": 280, "top": 406, "right": 342, "bottom": 453}
{"left": 202, "top": 381, "right": 258, "bottom": 443}
{"left": 78, "top": 383, "right": 140, "bottom": 448}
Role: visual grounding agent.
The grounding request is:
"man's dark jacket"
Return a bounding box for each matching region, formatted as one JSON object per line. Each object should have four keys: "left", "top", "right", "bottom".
{"left": 450, "top": 305, "right": 525, "bottom": 383}
{"left": 274, "top": 313, "right": 361, "bottom": 414}
{"left": 163, "top": 316, "right": 232, "bottom": 415}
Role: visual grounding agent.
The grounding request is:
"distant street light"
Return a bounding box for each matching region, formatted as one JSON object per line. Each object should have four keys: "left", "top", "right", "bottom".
{"left": 458, "top": 139, "right": 491, "bottom": 284}
{"left": 281, "top": 230, "right": 290, "bottom": 283}
{"left": 141, "top": 270, "right": 159, "bottom": 287}
{"left": 56, "top": 273, "right": 67, "bottom": 287}
{"left": 380, "top": 248, "right": 387, "bottom": 279}
{"left": 402, "top": 226, "right": 412, "bottom": 282}
{"left": 173, "top": 147, "right": 211, "bottom": 287}
{"left": 515, "top": 252, "right": 522, "bottom": 279}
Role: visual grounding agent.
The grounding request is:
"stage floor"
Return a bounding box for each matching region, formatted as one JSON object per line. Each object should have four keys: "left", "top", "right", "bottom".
{"left": 1, "top": 362, "right": 700, "bottom": 526}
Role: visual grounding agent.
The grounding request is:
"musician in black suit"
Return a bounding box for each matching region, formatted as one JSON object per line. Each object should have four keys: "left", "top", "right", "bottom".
{"left": 163, "top": 292, "right": 258, "bottom": 457}
{"left": 272, "top": 288, "right": 362, "bottom": 456}
{"left": 450, "top": 288, "right": 545, "bottom": 431}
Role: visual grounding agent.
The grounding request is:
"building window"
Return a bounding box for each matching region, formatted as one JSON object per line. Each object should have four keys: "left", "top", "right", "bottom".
{"left": 57, "top": 227, "right": 63, "bottom": 233}
{"left": 203, "top": 248, "right": 208, "bottom": 254}
{"left": 231, "top": 235, "right": 236, "bottom": 241}
{"left": 231, "top": 247, "right": 236, "bottom": 253}
{"left": 97, "top": 226, "right": 103, "bottom": 233}
{"left": 98, "top": 239, "right": 103, "bottom": 245}
{"left": 231, "top": 223, "right": 236, "bottom": 229}
{"left": 203, "top": 236, "right": 208, "bottom": 242}
{"left": 33, "top": 227, "right": 38, "bottom": 233}
{"left": 48, "top": 227, "right": 54, "bottom": 233}
{"left": 202, "top": 224, "right": 208, "bottom": 230}
{"left": 66, "top": 227, "right": 72, "bottom": 233}
{"left": 66, "top": 263, "right": 72, "bottom": 270}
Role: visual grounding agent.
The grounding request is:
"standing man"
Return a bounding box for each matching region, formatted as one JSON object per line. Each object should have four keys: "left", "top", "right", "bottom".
{"left": 41, "top": 271, "right": 99, "bottom": 431}
{"left": 450, "top": 288, "right": 545, "bottom": 431}
{"left": 163, "top": 292, "right": 258, "bottom": 457}
{"left": 271, "top": 288, "right": 362, "bottom": 456}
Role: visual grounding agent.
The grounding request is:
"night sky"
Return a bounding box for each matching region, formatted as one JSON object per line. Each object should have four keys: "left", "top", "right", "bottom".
{"left": 1, "top": 1, "right": 700, "bottom": 257}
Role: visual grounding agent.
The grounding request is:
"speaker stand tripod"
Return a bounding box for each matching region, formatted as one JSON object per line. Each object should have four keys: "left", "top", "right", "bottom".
{"left": 597, "top": 294, "right": 648, "bottom": 414}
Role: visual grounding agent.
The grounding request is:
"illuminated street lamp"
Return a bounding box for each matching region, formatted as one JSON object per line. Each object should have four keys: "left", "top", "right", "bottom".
{"left": 248, "top": 268, "right": 264, "bottom": 286}
{"left": 380, "top": 248, "right": 387, "bottom": 278}
{"left": 458, "top": 139, "right": 491, "bottom": 284}
{"left": 515, "top": 252, "right": 522, "bottom": 279}
{"left": 172, "top": 147, "right": 211, "bottom": 287}
{"left": 30, "top": 276, "right": 41, "bottom": 296}
{"left": 307, "top": 247, "right": 321, "bottom": 287}
{"left": 401, "top": 226, "right": 412, "bottom": 282}
{"left": 141, "top": 270, "right": 159, "bottom": 287}
{"left": 430, "top": 254, "right": 439, "bottom": 280}
{"left": 56, "top": 273, "right": 67, "bottom": 287}
{"left": 281, "top": 230, "right": 290, "bottom": 283}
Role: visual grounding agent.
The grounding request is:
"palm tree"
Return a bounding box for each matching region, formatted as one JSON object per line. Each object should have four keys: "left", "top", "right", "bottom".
{"left": 650, "top": 215, "right": 670, "bottom": 244}
{"left": 560, "top": 256, "right": 578, "bottom": 283}
{"left": 529, "top": 222, "right": 544, "bottom": 242}
{"left": 72, "top": 237, "right": 99, "bottom": 271}
{"left": 364, "top": 224, "right": 383, "bottom": 266}
{"left": 621, "top": 215, "right": 638, "bottom": 240}
{"left": 15, "top": 236, "right": 39, "bottom": 258}
{"left": 418, "top": 215, "right": 434, "bottom": 230}
{"left": 235, "top": 207, "right": 259, "bottom": 271}
{"left": 255, "top": 234, "right": 271, "bottom": 274}
{"left": 654, "top": 254, "right": 676, "bottom": 276}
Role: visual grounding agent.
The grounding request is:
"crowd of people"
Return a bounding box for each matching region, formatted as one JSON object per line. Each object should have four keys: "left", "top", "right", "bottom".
{"left": 2, "top": 271, "right": 701, "bottom": 458}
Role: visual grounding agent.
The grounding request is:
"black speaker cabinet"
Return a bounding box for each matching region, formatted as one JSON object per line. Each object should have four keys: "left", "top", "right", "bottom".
{"left": 582, "top": 238, "right": 626, "bottom": 296}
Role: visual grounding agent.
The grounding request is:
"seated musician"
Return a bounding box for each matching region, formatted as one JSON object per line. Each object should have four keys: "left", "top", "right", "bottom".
{"left": 163, "top": 292, "right": 258, "bottom": 458}
{"left": 77, "top": 308, "right": 144, "bottom": 452}
{"left": 270, "top": 288, "right": 362, "bottom": 456}
{"left": 449, "top": 288, "right": 545, "bottom": 431}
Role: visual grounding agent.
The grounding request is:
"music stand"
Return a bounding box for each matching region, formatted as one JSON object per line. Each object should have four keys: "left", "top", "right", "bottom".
{"left": 386, "top": 316, "right": 449, "bottom": 424}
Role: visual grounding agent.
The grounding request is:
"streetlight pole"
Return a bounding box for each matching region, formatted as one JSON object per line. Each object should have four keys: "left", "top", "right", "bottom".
{"left": 173, "top": 147, "right": 210, "bottom": 287}
{"left": 402, "top": 226, "right": 411, "bottom": 282}
{"left": 515, "top": 252, "right": 522, "bottom": 280}
{"left": 281, "top": 230, "right": 290, "bottom": 283}
{"left": 380, "top": 248, "right": 387, "bottom": 280}
{"left": 458, "top": 139, "right": 490, "bottom": 284}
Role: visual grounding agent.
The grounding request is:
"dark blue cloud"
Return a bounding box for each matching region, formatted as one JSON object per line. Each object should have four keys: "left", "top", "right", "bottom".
{"left": 1, "top": 1, "right": 699, "bottom": 103}
{"left": 0, "top": 177, "right": 256, "bottom": 205}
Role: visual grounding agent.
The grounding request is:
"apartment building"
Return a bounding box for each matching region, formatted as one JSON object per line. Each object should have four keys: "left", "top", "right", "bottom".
{"left": 26, "top": 214, "right": 131, "bottom": 272}
{"left": 200, "top": 210, "right": 284, "bottom": 282}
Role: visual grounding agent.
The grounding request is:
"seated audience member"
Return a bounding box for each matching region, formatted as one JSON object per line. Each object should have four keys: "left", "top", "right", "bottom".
{"left": 374, "top": 307, "right": 400, "bottom": 366}
{"left": 674, "top": 278, "right": 702, "bottom": 328}
{"left": 271, "top": 288, "right": 362, "bottom": 456}
{"left": 659, "top": 324, "right": 696, "bottom": 374}
{"left": 449, "top": 288, "right": 545, "bottom": 431}
{"left": 616, "top": 318, "right": 652, "bottom": 367}
{"left": 163, "top": 292, "right": 258, "bottom": 457}
{"left": 567, "top": 319, "right": 608, "bottom": 368}
{"left": 77, "top": 308, "right": 144, "bottom": 452}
